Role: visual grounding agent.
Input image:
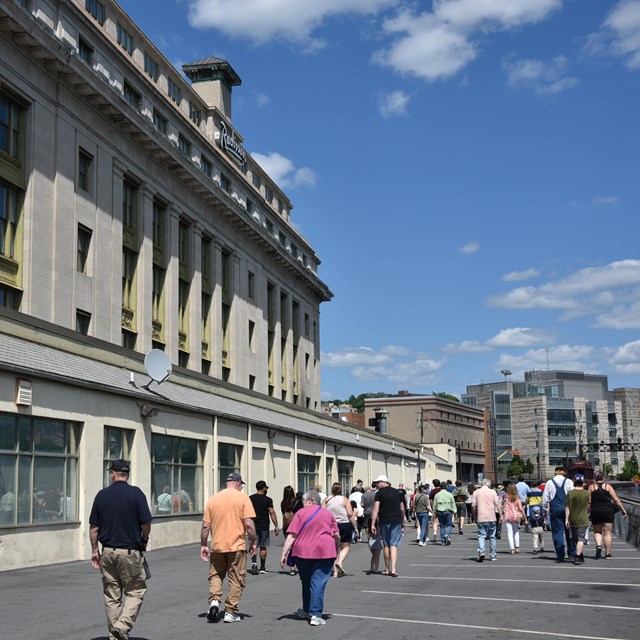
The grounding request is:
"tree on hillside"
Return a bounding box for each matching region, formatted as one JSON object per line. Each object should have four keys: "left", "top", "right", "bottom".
{"left": 433, "top": 392, "right": 460, "bottom": 402}
{"left": 618, "top": 453, "right": 639, "bottom": 481}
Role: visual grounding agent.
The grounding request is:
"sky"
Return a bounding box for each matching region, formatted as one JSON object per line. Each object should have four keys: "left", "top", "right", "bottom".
{"left": 119, "top": 0, "right": 640, "bottom": 401}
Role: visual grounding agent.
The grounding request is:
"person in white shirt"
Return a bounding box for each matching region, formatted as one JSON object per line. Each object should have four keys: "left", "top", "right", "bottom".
{"left": 542, "top": 467, "right": 575, "bottom": 562}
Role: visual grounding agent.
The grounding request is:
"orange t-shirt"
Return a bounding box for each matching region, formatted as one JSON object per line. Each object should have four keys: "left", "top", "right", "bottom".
{"left": 203, "top": 487, "right": 256, "bottom": 552}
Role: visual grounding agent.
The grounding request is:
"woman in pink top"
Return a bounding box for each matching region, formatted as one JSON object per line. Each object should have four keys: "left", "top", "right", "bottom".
{"left": 503, "top": 483, "right": 526, "bottom": 553}
{"left": 280, "top": 490, "right": 340, "bottom": 626}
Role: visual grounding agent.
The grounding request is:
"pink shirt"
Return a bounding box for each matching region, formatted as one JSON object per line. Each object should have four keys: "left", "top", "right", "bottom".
{"left": 472, "top": 486, "right": 500, "bottom": 523}
{"left": 287, "top": 505, "right": 339, "bottom": 559}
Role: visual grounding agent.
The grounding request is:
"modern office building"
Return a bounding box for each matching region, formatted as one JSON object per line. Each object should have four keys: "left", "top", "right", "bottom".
{"left": 0, "top": 0, "right": 419, "bottom": 570}
{"left": 363, "top": 395, "right": 485, "bottom": 483}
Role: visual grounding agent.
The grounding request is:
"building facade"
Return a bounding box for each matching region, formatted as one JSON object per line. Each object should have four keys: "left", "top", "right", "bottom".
{"left": 0, "top": 0, "right": 423, "bottom": 571}
{"left": 363, "top": 395, "right": 485, "bottom": 483}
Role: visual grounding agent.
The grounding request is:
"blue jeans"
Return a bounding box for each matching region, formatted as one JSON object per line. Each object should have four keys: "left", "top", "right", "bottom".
{"left": 380, "top": 522, "right": 403, "bottom": 547}
{"left": 295, "top": 558, "right": 334, "bottom": 617}
{"left": 416, "top": 512, "right": 430, "bottom": 542}
{"left": 477, "top": 521, "right": 497, "bottom": 558}
{"left": 550, "top": 510, "right": 576, "bottom": 560}
{"left": 437, "top": 511, "right": 452, "bottom": 543}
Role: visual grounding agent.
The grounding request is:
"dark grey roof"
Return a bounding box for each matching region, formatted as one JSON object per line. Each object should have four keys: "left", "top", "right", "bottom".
{"left": 182, "top": 57, "right": 241, "bottom": 86}
{"left": 0, "top": 332, "right": 415, "bottom": 457}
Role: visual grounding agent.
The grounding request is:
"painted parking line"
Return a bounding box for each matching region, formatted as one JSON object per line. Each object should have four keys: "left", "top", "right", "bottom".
{"left": 395, "top": 575, "right": 640, "bottom": 587}
{"left": 361, "top": 589, "right": 640, "bottom": 612}
{"left": 410, "top": 562, "right": 640, "bottom": 570}
{"left": 329, "top": 613, "right": 627, "bottom": 640}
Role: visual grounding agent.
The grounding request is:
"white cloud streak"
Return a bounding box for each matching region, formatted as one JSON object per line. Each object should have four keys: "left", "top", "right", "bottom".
{"left": 495, "top": 344, "right": 597, "bottom": 379}
{"left": 378, "top": 90, "right": 411, "bottom": 118}
{"left": 502, "top": 268, "right": 540, "bottom": 282}
{"left": 187, "top": 0, "right": 398, "bottom": 48}
{"left": 251, "top": 151, "right": 317, "bottom": 188}
{"left": 503, "top": 55, "right": 579, "bottom": 94}
{"left": 608, "top": 339, "right": 640, "bottom": 374}
{"left": 459, "top": 242, "right": 480, "bottom": 255}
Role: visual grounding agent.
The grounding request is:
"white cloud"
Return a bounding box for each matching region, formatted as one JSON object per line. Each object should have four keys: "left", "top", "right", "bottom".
{"left": 503, "top": 55, "right": 579, "bottom": 94}
{"left": 594, "top": 296, "right": 640, "bottom": 329}
{"left": 373, "top": 0, "right": 561, "bottom": 81}
{"left": 378, "top": 90, "right": 411, "bottom": 118}
{"left": 592, "top": 195, "right": 618, "bottom": 206}
{"left": 488, "top": 260, "right": 640, "bottom": 315}
{"left": 322, "top": 347, "right": 393, "bottom": 368}
{"left": 496, "top": 344, "right": 597, "bottom": 378}
{"left": 187, "top": 0, "right": 397, "bottom": 48}
{"left": 459, "top": 241, "right": 479, "bottom": 255}
{"left": 604, "top": 0, "right": 640, "bottom": 69}
{"left": 256, "top": 93, "right": 270, "bottom": 108}
{"left": 251, "top": 151, "right": 317, "bottom": 188}
{"left": 607, "top": 339, "right": 640, "bottom": 374}
{"left": 443, "top": 340, "right": 491, "bottom": 355}
{"left": 502, "top": 268, "right": 540, "bottom": 282}
{"left": 486, "top": 328, "right": 555, "bottom": 348}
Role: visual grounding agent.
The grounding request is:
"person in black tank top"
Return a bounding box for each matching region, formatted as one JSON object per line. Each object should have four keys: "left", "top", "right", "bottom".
{"left": 589, "top": 471, "right": 627, "bottom": 558}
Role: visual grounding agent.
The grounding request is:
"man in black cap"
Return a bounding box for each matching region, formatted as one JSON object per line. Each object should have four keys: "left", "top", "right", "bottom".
{"left": 89, "top": 459, "right": 152, "bottom": 640}
{"left": 201, "top": 472, "right": 256, "bottom": 623}
{"left": 249, "top": 480, "right": 279, "bottom": 574}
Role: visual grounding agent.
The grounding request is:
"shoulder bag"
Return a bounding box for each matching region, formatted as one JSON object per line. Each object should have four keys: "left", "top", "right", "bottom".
{"left": 286, "top": 506, "right": 322, "bottom": 566}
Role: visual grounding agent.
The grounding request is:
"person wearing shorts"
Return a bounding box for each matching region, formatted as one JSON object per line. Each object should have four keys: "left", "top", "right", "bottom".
{"left": 565, "top": 474, "right": 590, "bottom": 565}
{"left": 370, "top": 475, "right": 405, "bottom": 577}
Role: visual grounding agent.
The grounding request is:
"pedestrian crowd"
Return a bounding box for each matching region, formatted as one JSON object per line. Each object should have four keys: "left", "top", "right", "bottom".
{"left": 88, "top": 461, "right": 629, "bottom": 638}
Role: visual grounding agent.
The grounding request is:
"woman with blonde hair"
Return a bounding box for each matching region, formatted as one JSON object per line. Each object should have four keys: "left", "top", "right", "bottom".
{"left": 503, "top": 483, "right": 526, "bottom": 553}
{"left": 323, "top": 482, "right": 358, "bottom": 576}
{"left": 589, "top": 471, "right": 627, "bottom": 558}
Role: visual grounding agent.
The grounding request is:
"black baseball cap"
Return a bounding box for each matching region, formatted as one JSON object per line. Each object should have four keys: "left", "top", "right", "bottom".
{"left": 109, "top": 459, "right": 130, "bottom": 473}
{"left": 256, "top": 480, "right": 268, "bottom": 490}
{"left": 226, "top": 472, "right": 245, "bottom": 484}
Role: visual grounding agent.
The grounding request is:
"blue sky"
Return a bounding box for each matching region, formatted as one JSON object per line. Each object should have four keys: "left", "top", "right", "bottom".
{"left": 120, "top": 0, "right": 640, "bottom": 400}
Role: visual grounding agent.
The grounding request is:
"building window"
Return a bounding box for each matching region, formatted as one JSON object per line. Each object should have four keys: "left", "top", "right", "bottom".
{"left": 0, "top": 283, "right": 20, "bottom": 309}
{"left": 218, "top": 443, "right": 242, "bottom": 491}
{"left": 152, "top": 201, "right": 165, "bottom": 261}
{"left": 77, "top": 148, "right": 93, "bottom": 193}
{"left": 85, "top": 0, "right": 105, "bottom": 25}
{"left": 297, "top": 454, "right": 319, "bottom": 493}
{"left": 77, "top": 224, "right": 92, "bottom": 273}
{"left": 248, "top": 319, "right": 255, "bottom": 352}
{"left": 144, "top": 53, "right": 159, "bottom": 82}
{"left": 264, "top": 185, "right": 273, "bottom": 203}
{"left": 179, "top": 220, "right": 190, "bottom": 269}
{"left": 123, "top": 82, "right": 141, "bottom": 111}
{"left": 0, "top": 413, "right": 80, "bottom": 527}
{"left": 178, "top": 278, "right": 190, "bottom": 344}
{"left": 0, "top": 93, "right": 22, "bottom": 161}
{"left": 277, "top": 198, "right": 284, "bottom": 214}
{"left": 78, "top": 37, "right": 93, "bottom": 65}
{"left": 178, "top": 134, "right": 191, "bottom": 158}
{"left": 189, "top": 102, "right": 201, "bottom": 124}
{"left": 0, "top": 181, "right": 20, "bottom": 259}
{"left": 152, "top": 435, "right": 204, "bottom": 515}
{"left": 201, "top": 236, "right": 211, "bottom": 291}
{"left": 117, "top": 23, "right": 134, "bottom": 55}
{"left": 103, "top": 427, "right": 133, "bottom": 488}
{"left": 168, "top": 78, "right": 182, "bottom": 105}
{"left": 122, "top": 248, "right": 137, "bottom": 311}
{"left": 220, "top": 173, "right": 231, "bottom": 193}
{"left": 152, "top": 266, "right": 165, "bottom": 336}
{"left": 201, "top": 156, "right": 212, "bottom": 178}
{"left": 152, "top": 108, "right": 167, "bottom": 135}
{"left": 247, "top": 270, "right": 255, "bottom": 300}
{"left": 304, "top": 313, "right": 310, "bottom": 337}
{"left": 252, "top": 172, "right": 261, "bottom": 189}
{"left": 76, "top": 309, "right": 91, "bottom": 336}
{"left": 122, "top": 180, "right": 137, "bottom": 232}
{"left": 337, "top": 460, "right": 353, "bottom": 496}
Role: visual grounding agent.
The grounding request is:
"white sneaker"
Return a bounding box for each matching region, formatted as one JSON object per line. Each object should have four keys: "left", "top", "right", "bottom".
{"left": 309, "top": 616, "right": 326, "bottom": 626}
{"left": 296, "top": 609, "right": 310, "bottom": 620}
{"left": 224, "top": 612, "right": 241, "bottom": 623}
{"left": 418, "top": 541, "right": 425, "bottom": 546}
{"left": 206, "top": 599, "right": 220, "bottom": 622}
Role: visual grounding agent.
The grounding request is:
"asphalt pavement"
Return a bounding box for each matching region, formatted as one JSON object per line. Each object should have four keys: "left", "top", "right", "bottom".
{"left": 2, "top": 525, "right": 639, "bottom": 640}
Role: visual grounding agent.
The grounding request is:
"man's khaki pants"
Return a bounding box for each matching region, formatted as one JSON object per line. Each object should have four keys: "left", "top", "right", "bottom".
{"left": 208, "top": 550, "right": 247, "bottom": 614}
{"left": 101, "top": 548, "right": 147, "bottom": 638}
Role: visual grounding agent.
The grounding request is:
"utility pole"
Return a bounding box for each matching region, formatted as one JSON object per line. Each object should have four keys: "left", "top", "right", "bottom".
{"left": 416, "top": 408, "right": 426, "bottom": 485}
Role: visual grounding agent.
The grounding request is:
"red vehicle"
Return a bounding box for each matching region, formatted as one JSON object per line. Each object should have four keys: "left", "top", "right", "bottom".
{"left": 565, "top": 458, "right": 594, "bottom": 486}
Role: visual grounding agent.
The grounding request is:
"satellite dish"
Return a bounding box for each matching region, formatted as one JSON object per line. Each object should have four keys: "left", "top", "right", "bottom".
{"left": 144, "top": 349, "right": 172, "bottom": 386}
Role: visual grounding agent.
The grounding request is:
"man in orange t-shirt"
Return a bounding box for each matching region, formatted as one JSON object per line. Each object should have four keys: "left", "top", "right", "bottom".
{"left": 200, "top": 472, "right": 257, "bottom": 624}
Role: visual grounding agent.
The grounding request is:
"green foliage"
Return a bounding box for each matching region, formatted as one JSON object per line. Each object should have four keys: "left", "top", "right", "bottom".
{"left": 618, "top": 453, "right": 639, "bottom": 481}
{"left": 507, "top": 455, "right": 525, "bottom": 479}
{"left": 601, "top": 462, "right": 614, "bottom": 477}
{"left": 524, "top": 458, "right": 535, "bottom": 476}
{"left": 432, "top": 391, "right": 460, "bottom": 402}
{"left": 329, "top": 392, "right": 388, "bottom": 413}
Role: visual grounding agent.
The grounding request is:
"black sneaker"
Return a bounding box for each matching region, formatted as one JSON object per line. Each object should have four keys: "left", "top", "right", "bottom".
{"left": 207, "top": 602, "right": 220, "bottom": 622}
{"left": 573, "top": 556, "right": 581, "bottom": 565}
{"left": 259, "top": 568, "right": 267, "bottom": 574}
{"left": 532, "top": 549, "right": 538, "bottom": 554}
{"left": 251, "top": 562, "right": 259, "bottom": 575}
{"left": 580, "top": 554, "right": 585, "bottom": 563}
{"left": 595, "top": 546, "right": 602, "bottom": 560}
{"left": 112, "top": 629, "right": 127, "bottom": 640}
{"left": 477, "top": 553, "right": 485, "bottom": 563}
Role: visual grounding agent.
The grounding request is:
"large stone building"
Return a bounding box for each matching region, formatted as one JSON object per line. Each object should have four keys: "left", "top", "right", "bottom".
{"left": 0, "top": 0, "right": 421, "bottom": 570}
{"left": 363, "top": 395, "right": 485, "bottom": 483}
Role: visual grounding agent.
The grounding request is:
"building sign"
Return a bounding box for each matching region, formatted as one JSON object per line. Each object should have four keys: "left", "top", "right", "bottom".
{"left": 215, "top": 121, "right": 246, "bottom": 166}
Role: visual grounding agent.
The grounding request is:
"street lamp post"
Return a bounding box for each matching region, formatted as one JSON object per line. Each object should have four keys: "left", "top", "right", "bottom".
{"left": 535, "top": 424, "right": 541, "bottom": 479}
{"left": 416, "top": 411, "right": 425, "bottom": 485}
